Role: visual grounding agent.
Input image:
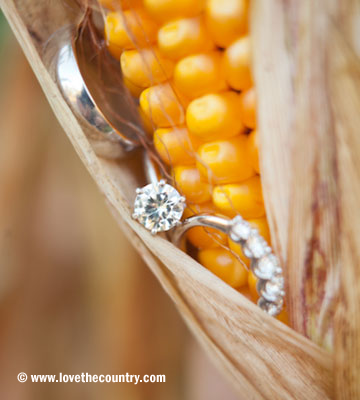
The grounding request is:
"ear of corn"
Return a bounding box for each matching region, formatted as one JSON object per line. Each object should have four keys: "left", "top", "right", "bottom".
{"left": 102, "top": 0, "right": 287, "bottom": 322}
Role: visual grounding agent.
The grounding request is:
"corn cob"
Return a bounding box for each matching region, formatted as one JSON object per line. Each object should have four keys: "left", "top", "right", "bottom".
{"left": 101, "top": 0, "right": 287, "bottom": 323}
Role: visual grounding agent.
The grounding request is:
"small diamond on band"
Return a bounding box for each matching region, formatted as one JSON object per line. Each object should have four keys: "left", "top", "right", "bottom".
{"left": 230, "top": 216, "right": 252, "bottom": 241}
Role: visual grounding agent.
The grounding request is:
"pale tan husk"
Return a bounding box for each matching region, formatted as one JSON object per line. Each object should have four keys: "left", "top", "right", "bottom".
{"left": 3, "top": 0, "right": 360, "bottom": 398}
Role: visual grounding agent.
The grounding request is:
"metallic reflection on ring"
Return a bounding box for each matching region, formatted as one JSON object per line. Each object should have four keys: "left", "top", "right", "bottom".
{"left": 56, "top": 42, "right": 138, "bottom": 154}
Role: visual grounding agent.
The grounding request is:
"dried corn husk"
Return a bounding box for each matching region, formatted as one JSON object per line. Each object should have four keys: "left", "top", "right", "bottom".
{"left": 252, "top": 1, "right": 360, "bottom": 397}
{"left": 5, "top": 0, "right": 360, "bottom": 397}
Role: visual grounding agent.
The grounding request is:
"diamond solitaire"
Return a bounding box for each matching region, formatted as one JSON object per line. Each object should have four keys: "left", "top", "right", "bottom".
{"left": 133, "top": 180, "right": 186, "bottom": 234}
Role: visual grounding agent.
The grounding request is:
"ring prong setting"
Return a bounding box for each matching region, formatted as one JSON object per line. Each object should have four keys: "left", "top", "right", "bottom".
{"left": 133, "top": 181, "right": 186, "bottom": 235}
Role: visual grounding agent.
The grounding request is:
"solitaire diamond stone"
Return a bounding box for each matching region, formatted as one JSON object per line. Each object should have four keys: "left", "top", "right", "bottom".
{"left": 133, "top": 181, "right": 185, "bottom": 234}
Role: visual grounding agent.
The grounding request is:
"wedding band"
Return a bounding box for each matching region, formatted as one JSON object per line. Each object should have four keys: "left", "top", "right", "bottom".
{"left": 57, "top": 41, "right": 138, "bottom": 153}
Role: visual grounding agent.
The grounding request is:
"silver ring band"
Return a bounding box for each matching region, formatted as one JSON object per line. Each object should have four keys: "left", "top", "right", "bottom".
{"left": 172, "top": 214, "right": 231, "bottom": 246}
{"left": 57, "top": 40, "right": 139, "bottom": 154}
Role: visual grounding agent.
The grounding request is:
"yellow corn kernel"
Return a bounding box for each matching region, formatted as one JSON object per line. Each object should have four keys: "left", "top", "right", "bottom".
{"left": 239, "top": 87, "right": 256, "bottom": 129}
{"left": 154, "top": 126, "right": 201, "bottom": 165}
{"left": 174, "top": 52, "right": 227, "bottom": 99}
{"left": 212, "top": 176, "right": 265, "bottom": 218}
{"left": 104, "top": 9, "right": 158, "bottom": 58}
{"left": 99, "top": 0, "right": 119, "bottom": 10}
{"left": 205, "top": 0, "right": 248, "bottom": 47}
{"left": 197, "top": 135, "right": 255, "bottom": 184}
{"left": 222, "top": 36, "right": 253, "bottom": 91}
{"left": 100, "top": 0, "right": 143, "bottom": 11}
{"left": 121, "top": 0, "right": 144, "bottom": 8}
{"left": 237, "top": 286, "right": 254, "bottom": 302}
{"left": 183, "top": 203, "right": 227, "bottom": 249}
{"left": 186, "top": 92, "right": 244, "bottom": 141}
{"left": 158, "top": 17, "right": 214, "bottom": 60}
{"left": 248, "top": 271, "right": 259, "bottom": 301}
{"left": 246, "top": 129, "right": 260, "bottom": 174}
{"left": 138, "top": 106, "right": 154, "bottom": 136}
{"left": 174, "top": 165, "right": 212, "bottom": 203}
{"left": 144, "top": 0, "right": 206, "bottom": 23}
{"left": 139, "top": 83, "right": 187, "bottom": 127}
{"left": 228, "top": 217, "right": 271, "bottom": 267}
{"left": 277, "top": 309, "right": 289, "bottom": 325}
{"left": 121, "top": 48, "right": 174, "bottom": 90}
{"left": 198, "top": 248, "right": 248, "bottom": 288}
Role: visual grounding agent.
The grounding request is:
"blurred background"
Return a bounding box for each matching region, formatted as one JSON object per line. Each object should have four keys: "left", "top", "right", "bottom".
{"left": 0, "top": 11, "right": 239, "bottom": 400}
